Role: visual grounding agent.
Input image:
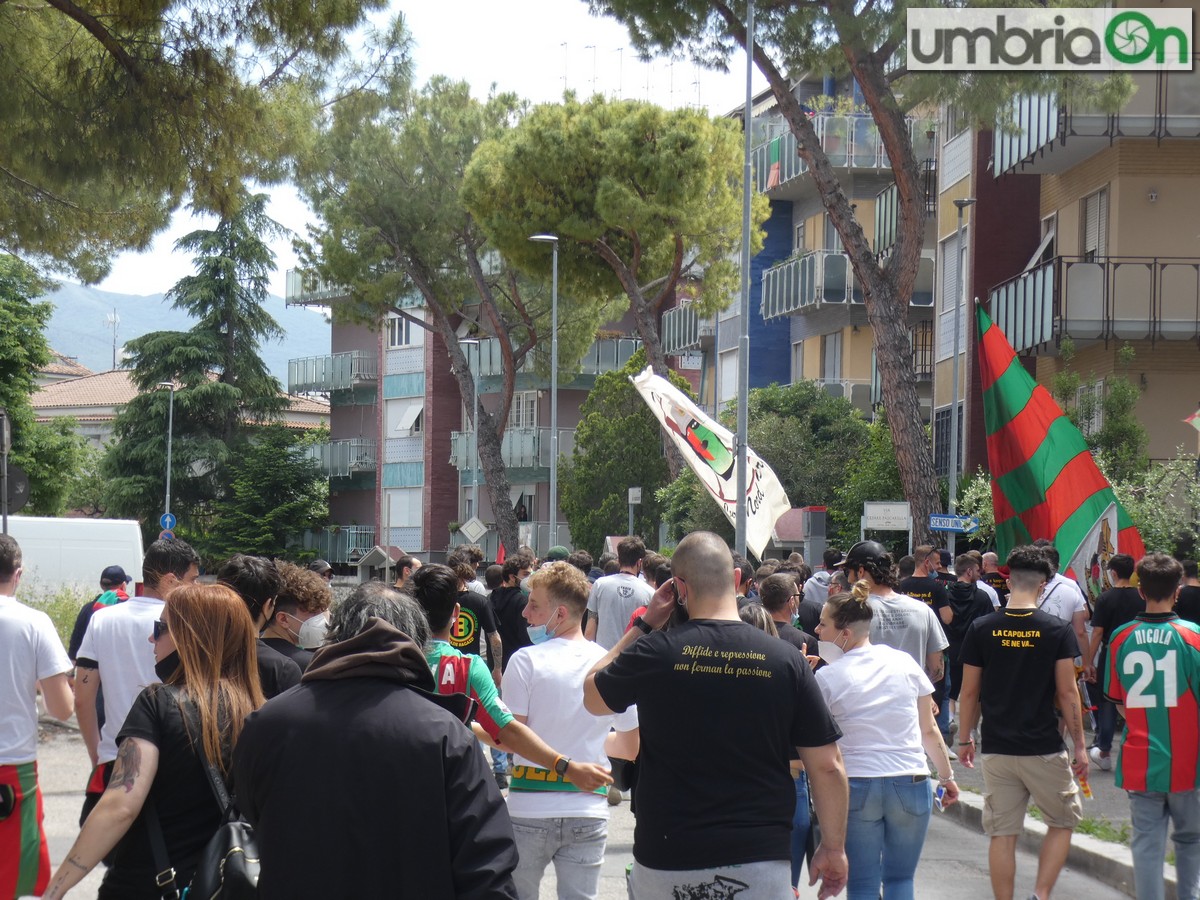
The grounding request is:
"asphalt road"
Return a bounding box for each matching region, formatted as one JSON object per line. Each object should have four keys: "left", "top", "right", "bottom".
{"left": 31, "top": 721, "right": 1133, "bottom": 900}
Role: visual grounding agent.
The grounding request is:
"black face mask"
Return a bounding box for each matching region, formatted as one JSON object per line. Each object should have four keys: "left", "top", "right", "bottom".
{"left": 154, "top": 651, "right": 181, "bottom": 683}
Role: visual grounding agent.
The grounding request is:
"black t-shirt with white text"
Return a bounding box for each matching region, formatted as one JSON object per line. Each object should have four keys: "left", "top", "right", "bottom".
{"left": 959, "top": 608, "right": 1079, "bottom": 756}
{"left": 594, "top": 619, "right": 841, "bottom": 871}
{"left": 898, "top": 575, "right": 950, "bottom": 615}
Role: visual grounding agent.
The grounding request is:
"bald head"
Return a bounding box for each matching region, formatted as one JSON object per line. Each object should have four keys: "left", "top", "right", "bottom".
{"left": 982, "top": 552, "right": 999, "bottom": 572}
{"left": 672, "top": 532, "right": 737, "bottom": 612}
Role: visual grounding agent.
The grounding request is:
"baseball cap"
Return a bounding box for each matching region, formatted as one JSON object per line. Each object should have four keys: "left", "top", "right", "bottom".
{"left": 307, "top": 559, "right": 333, "bottom": 575}
{"left": 545, "top": 546, "right": 570, "bottom": 562}
{"left": 835, "top": 540, "right": 890, "bottom": 568}
{"left": 100, "top": 565, "right": 131, "bottom": 587}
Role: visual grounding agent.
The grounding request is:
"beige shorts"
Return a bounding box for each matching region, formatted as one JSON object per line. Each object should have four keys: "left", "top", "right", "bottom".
{"left": 980, "top": 751, "right": 1083, "bottom": 836}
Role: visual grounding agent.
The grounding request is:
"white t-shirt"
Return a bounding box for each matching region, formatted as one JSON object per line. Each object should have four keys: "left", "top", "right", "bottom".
{"left": 502, "top": 637, "right": 637, "bottom": 819}
{"left": 815, "top": 643, "right": 934, "bottom": 778}
{"left": 587, "top": 573, "right": 653, "bottom": 650}
{"left": 77, "top": 595, "right": 164, "bottom": 763}
{"left": 0, "top": 595, "right": 71, "bottom": 764}
{"left": 976, "top": 580, "right": 1000, "bottom": 608}
{"left": 1038, "top": 573, "right": 1088, "bottom": 625}
{"left": 867, "top": 592, "right": 948, "bottom": 669}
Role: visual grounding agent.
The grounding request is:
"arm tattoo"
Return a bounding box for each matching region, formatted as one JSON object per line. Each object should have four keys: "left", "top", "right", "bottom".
{"left": 108, "top": 740, "right": 141, "bottom": 793}
{"left": 66, "top": 856, "right": 89, "bottom": 872}
{"left": 79, "top": 671, "right": 91, "bottom": 684}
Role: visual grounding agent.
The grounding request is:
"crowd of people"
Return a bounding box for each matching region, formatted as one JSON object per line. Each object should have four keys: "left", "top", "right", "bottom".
{"left": 2, "top": 528, "right": 1200, "bottom": 900}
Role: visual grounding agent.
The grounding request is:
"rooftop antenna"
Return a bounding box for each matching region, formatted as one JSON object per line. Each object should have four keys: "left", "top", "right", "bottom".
{"left": 585, "top": 44, "right": 597, "bottom": 95}
{"left": 105, "top": 308, "right": 120, "bottom": 370}
{"left": 561, "top": 42, "right": 568, "bottom": 94}
{"left": 614, "top": 47, "right": 624, "bottom": 99}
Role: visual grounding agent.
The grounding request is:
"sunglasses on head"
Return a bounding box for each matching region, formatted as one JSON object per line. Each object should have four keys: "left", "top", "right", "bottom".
{"left": 152, "top": 620, "right": 169, "bottom": 641}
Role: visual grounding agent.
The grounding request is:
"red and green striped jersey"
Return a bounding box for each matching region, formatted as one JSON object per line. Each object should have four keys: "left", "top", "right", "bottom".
{"left": 975, "top": 305, "right": 1145, "bottom": 564}
{"left": 1105, "top": 614, "right": 1200, "bottom": 792}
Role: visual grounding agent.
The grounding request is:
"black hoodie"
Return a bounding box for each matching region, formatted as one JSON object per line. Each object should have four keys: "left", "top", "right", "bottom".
{"left": 945, "top": 581, "right": 995, "bottom": 644}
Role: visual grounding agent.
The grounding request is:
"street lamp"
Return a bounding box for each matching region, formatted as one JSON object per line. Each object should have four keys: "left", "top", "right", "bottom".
{"left": 948, "top": 198, "right": 976, "bottom": 556}
{"left": 157, "top": 382, "right": 176, "bottom": 519}
{"left": 458, "top": 338, "right": 481, "bottom": 524}
{"left": 529, "top": 234, "right": 559, "bottom": 549}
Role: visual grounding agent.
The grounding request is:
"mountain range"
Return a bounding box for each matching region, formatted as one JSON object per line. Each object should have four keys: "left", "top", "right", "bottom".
{"left": 41, "top": 281, "right": 331, "bottom": 383}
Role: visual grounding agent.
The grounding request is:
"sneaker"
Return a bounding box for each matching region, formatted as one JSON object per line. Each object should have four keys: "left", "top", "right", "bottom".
{"left": 607, "top": 788, "right": 623, "bottom": 806}
{"left": 495, "top": 772, "right": 509, "bottom": 790}
{"left": 1089, "top": 747, "right": 1113, "bottom": 771}
{"left": 946, "top": 748, "right": 958, "bottom": 761}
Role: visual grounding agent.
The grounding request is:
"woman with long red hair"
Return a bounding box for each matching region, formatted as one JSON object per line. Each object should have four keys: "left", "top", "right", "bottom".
{"left": 42, "top": 583, "right": 264, "bottom": 899}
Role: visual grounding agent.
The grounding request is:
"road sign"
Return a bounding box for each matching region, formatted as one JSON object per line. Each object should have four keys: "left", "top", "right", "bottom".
{"left": 159, "top": 512, "right": 177, "bottom": 531}
{"left": 863, "top": 501, "right": 910, "bottom": 530}
{"left": 628, "top": 487, "right": 642, "bottom": 504}
{"left": 929, "top": 514, "right": 980, "bottom": 534}
{"left": 4, "top": 464, "right": 29, "bottom": 514}
{"left": 159, "top": 529, "right": 175, "bottom": 541}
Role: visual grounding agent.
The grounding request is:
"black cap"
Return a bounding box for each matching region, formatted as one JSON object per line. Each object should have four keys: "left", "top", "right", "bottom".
{"left": 307, "top": 559, "right": 333, "bottom": 574}
{"left": 100, "top": 565, "right": 131, "bottom": 587}
{"left": 836, "top": 540, "right": 890, "bottom": 568}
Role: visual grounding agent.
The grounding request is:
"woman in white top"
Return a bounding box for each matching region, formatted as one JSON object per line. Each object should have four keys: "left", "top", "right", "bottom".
{"left": 814, "top": 581, "right": 959, "bottom": 900}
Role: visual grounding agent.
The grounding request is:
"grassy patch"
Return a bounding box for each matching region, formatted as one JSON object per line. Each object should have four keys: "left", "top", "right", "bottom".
{"left": 1028, "top": 805, "right": 1130, "bottom": 844}
{"left": 18, "top": 585, "right": 92, "bottom": 649}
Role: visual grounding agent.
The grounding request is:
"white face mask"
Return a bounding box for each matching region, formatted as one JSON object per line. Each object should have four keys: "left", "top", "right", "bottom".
{"left": 298, "top": 613, "right": 329, "bottom": 650}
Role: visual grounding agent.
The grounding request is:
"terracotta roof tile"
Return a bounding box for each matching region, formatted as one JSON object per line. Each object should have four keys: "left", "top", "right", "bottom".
{"left": 40, "top": 352, "right": 94, "bottom": 378}
{"left": 31, "top": 370, "right": 139, "bottom": 409}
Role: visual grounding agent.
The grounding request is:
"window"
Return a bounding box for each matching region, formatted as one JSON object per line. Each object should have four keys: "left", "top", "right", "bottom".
{"left": 943, "top": 105, "right": 969, "bottom": 142}
{"left": 820, "top": 331, "right": 843, "bottom": 382}
{"left": 1076, "top": 380, "right": 1105, "bottom": 437}
{"left": 386, "top": 399, "right": 424, "bottom": 434}
{"left": 1081, "top": 189, "right": 1108, "bottom": 262}
{"left": 386, "top": 488, "right": 423, "bottom": 527}
{"left": 795, "top": 221, "right": 807, "bottom": 254}
{"left": 824, "top": 215, "right": 843, "bottom": 253}
{"left": 507, "top": 391, "right": 538, "bottom": 430}
{"left": 791, "top": 341, "right": 805, "bottom": 383}
{"left": 933, "top": 404, "right": 963, "bottom": 478}
{"left": 718, "top": 349, "right": 738, "bottom": 404}
{"left": 387, "top": 313, "right": 424, "bottom": 348}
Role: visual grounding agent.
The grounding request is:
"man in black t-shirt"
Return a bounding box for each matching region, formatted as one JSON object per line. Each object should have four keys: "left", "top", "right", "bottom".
{"left": 981, "top": 552, "right": 1010, "bottom": 607}
{"left": 958, "top": 546, "right": 1087, "bottom": 900}
{"left": 216, "top": 555, "right": 302, "bottom": 699}
{"left": 1086, "top": 553, "right": 1145, "bottom": 770}
{"left": 1176, "top": 559, "right": 1200, "bottom": 625}
{"left": 584, "top": 531, "right": 848, "bottom": 899}
{"left": 449, "top": 557, "right": 503, "bottom": 685}
{"left": 759, "top": 573, "right": 818, "bottom": 654}
{"left": 489, "top": 558, "right": 532, "bottom": 672}
{"left": 898, "top": 545, "right": 952, "bottom": 625}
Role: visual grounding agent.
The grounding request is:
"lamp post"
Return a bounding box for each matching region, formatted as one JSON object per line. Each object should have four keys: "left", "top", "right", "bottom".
{"left": 529, "top": 234, "right": 559, "bottom": 549}
{"left": 157, "top": 382, "right": 177, "bottom": 519}
{"left": 459, "top": 338, "right": 481, "bottom": 523}
{"left": 948, "top": 198, "right": 976, "bottom": 556}
{"left": 734, "top": 0, "right": 755, "bottom": 558}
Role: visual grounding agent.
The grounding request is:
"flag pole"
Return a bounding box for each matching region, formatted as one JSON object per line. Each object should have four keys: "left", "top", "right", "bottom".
{"left": 735, "top": 0, "right": 755, "bottom": 558}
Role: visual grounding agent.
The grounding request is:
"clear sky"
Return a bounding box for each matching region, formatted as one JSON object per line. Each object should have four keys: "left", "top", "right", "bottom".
{"left": 92, "top": 0, "right": 766, "bottom": 298}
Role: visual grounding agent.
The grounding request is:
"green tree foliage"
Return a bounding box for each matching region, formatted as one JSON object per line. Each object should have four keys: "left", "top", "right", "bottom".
{"left": 828, "top": 414, "right": 906, "bottom": 552}
{"left": 461, "top": 95, "right": 768, "bottom": 380}
{"left": 298, "top": 75, "right": 603, "bottom": 553}
{"left": 201, "top": 425, "right": 328, "bottom": 561}
{"left": 0, "top": 1, "right": 404, "bottom": 280}
{"left": 102, "top": 197, "right": 287, "bottom": 535}
{"left": 957, "top": 467, "right": 998, "bottom": 549}
{"left": 1104, "top": 450, "right": 1200, "bottom": 557}
{"left": 0, "top": 254, "right": 90, "bottom": 513}
{"left": 1051, "top": 340, "right": 1148, "bottom": 484}
{"left": 588, "top": 0, "right": 1131, "bottom": 545}
{"left": 657, "top": 380, "right": 872, "bottom": 549}
{"left": 561, "top": 349, "right": 690, "bottom": 555}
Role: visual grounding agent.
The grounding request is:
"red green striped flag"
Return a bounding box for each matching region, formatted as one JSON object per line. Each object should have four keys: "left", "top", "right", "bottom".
{"left": 976, "top": 304, "right": 1145, "bottom": 566}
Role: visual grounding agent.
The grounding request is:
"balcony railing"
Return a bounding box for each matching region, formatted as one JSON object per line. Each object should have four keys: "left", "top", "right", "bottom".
{"left": 989, "top": 256, "right": 1200, "bottom": 353}
{"left": 285, "top": 269, "right": 351, "bottom": 306}
{"left": 762, "top": 250, "right": 935, "bottom": 321}
{"left": 288, "top": 351, "right": 378, "bottom": 394}
{"left": 994, "top": 58, "right": 1200, "bottom": 176}
{"left": 295, "top": 525, "right": 377, "bottom": 564}
{"left": 449, "top": 427, "right": 576, "bottom": 471}
{"left": 470, "top": 337, "right": 642, "bottom": 379}
{"left": 662, "top": 303, "right": 717, "bottom": 355}
{"left": 873, "top": 160, "right": 937, "bottom": 257}
{"left": 307, "top": 439, "right": 377, "bottom": 478}
{"left": 752, "top": 117, "right": 919, "bottom": 193}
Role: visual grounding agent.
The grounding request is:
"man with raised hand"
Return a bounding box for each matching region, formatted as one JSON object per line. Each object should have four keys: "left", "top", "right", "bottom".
{"left": 503, "top": 561, "right": 638, "bottom": 899}
{"left": 584, "top": 531, "right": 848, "bottom": 900}
{"left": 1105, "top": 552, "right": 1200, "bottom": 900}
{"left": 0, "top": 535, "right": 73, "bottom": 899}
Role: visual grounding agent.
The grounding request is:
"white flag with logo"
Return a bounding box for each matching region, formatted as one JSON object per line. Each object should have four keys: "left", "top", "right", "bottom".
{"left": 1065, "top": 501, "right": 1119, "bottom": 600}
{"left": 630, "top": 367, "right": 790, "bottom": 559}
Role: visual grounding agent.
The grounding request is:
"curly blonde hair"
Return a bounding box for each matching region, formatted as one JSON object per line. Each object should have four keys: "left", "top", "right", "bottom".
{"left": 527, "top": 561, "right": 591, "bottom": 614}
{"left": 276, "top": 561, "right": 333, "bottom": 615}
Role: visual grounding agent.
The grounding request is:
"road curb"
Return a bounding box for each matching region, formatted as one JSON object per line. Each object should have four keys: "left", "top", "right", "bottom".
{"left": 943, "top": 791, "right": 1177, "bottom": 899}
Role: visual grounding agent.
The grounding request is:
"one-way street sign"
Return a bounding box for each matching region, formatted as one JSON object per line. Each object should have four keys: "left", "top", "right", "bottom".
{"left": 929, "top": 514, "right": 979, "bottom": 534}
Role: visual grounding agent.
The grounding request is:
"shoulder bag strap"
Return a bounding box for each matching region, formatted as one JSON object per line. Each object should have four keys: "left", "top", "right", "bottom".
{"left": 143, "top": 799, "right": 181, "bottom": 900}
{"left": 199, "top": 753, "right": 235, "bottom": 820}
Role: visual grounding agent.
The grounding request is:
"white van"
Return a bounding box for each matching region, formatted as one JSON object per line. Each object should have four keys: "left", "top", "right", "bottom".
{"left": 5, "top": 516, "right": 144, "bottom": 595}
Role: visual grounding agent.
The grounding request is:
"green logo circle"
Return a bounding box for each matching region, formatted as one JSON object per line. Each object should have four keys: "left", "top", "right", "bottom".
{"left": 1105, "top": 10, "right": 1159, "bottom": 63}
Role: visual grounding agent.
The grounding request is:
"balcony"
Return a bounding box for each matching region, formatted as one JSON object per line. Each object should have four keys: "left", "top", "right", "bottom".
{"left": 873, "top": 160, "right": 937, "bottom": 257}
{"left": 307, "top": 439, "right": 378, "bottom": 478}
{"left": 753, "top": 116, "right": 920, "bottom": 194}
{"left": 470, "top": 337, "right": 642, "bottom": 380}
{"left": 285, "top": 269, "right": 351, "bottom": 306}
{"left": 661, "top": 303, "right": 716, "bottom": 355}
{"left": 449, "top": 427, "right": 576, "bottom": 472}
{"left": 289, "top": 351, "right": 378, "bottom": 394}
{"left": 994, "top": 59, "right": 1200, "bottom": 177}
{"left": 988, "top": 256, "right": 1200, "bottom": 353}
{"left": 295, "top": 525, "right": 377, "bottom": 564}
{"left": 761, "top": 249, "right": 935, "bottom": 321}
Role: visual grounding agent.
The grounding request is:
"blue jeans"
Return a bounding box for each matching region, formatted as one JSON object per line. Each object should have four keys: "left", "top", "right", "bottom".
{"left": 511, "top": 816, "right": 607, "bottom": 900}
{"left": 491, "top": 746, "right": 508, "bottom": 775}
{"left": 1129, "top": 789, "right": 1200, "bottom": 900}
{"left": 845, "top": 776, "right": 933, "bottom": 900}
{"left": 790, "top": 771, "right": 811, "bottom": 888}
{"left": 1095, "top": 696, "right": 1118, "bottom": 753}
{"left": 935, "top": 669, "right": 952, "bottom": 737}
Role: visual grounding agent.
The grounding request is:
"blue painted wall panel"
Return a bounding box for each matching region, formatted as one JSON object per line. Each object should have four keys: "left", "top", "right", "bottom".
{"left": 383, "top": 462, "right": 425, "bottom": 488}
{"left": 751, "top": 200, "right": 796, "bottom": 388}
{"left": 383, "top": 373, "right": 425, "bottom": 398}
